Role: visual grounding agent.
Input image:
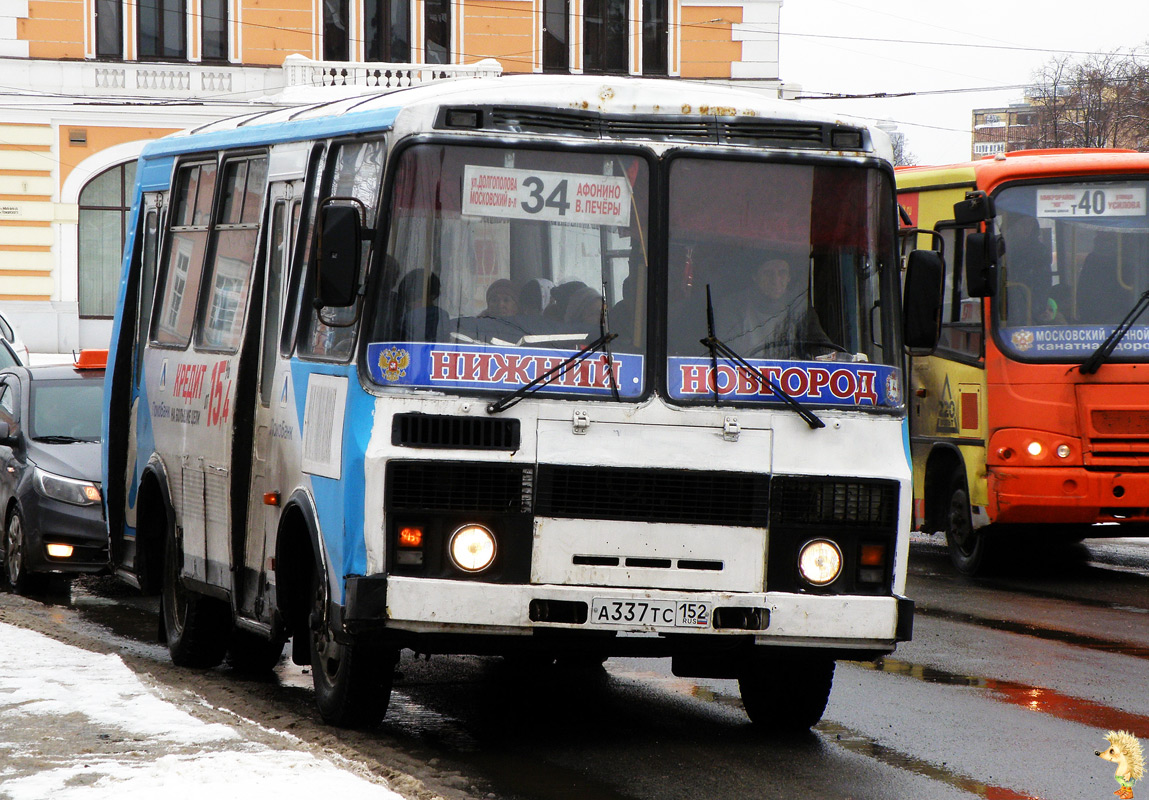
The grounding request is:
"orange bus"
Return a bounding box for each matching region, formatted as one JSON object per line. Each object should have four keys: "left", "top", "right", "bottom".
{"left": 898, "top": 149, "right": 1149, "bottom": 573}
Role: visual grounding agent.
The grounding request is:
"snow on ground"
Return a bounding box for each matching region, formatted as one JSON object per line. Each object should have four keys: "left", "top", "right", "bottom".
{"left": 0, "top": 623, "right": 402, "bottom": 799}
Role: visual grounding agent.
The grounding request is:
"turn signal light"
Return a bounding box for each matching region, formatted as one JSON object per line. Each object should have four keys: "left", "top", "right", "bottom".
{"left": 860, "top": 544, "right": 886, "bottom": 566}
{"left": 398, "top": 526, "right": 424, "bottom": 548}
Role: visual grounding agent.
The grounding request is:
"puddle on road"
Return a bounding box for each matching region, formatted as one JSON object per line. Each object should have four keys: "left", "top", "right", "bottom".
{"left": 818, "top": 720, "right": 1042, "bottom": 800}
{"left": 917, "top": 606, "right": 1149, "bottom": 661}
{"left": 860, "top": 657, "right": 1149, "bottom": 739}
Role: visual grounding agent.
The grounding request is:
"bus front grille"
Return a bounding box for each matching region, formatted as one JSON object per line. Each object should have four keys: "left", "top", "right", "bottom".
{"left": 386, "top": 461, "right": 533, "bottom": 513}
{"left": 769, "top": 476, "right": 899, "bottom": 528}
{"left": 535, "top": 465, "right": 770, "bottom": 526}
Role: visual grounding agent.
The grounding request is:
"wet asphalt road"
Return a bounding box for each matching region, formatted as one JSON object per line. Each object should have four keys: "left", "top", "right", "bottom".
{"left": 18, "top": 533, "right": 1149, "bottom": 800}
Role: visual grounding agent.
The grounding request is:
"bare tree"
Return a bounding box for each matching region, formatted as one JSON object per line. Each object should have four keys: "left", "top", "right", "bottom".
{"left": 1028, "top": 48, "right": 1149, "bottom": 150}
{"left": 891, "top": 133, "right": 916, "bottom": 167}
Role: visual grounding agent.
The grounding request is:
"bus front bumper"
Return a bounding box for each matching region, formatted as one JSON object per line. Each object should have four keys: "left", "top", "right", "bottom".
{"left": 344, "top": 576, "right": 911, "bottom": 651}
{"left": 989, "top": 465, "right": 1149, "bottom": 524}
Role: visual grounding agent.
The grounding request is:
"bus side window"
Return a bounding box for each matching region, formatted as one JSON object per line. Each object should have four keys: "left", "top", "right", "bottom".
{"left": 938, "top": 228, "right": 983, "bottom": 360}
{"left": 134, "top": 207, "right": 160, "bottom": 382}
{"left": 260, "top": 202, "right": 288, "bottom": 406}
{"left": 299, "top": 138, "right": 385, "bottom": 362}
{"left": 281, "top": 144, "right": 325, "bottom": 359}
{"left": 195, "top": 155, "right": 268, "bottom": 353}
{"left": 153, "top": 160, "right": 218, "bottom": 348}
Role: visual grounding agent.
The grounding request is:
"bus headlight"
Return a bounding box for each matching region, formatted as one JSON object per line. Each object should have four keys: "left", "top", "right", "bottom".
{"left": 449, "top": 524, "right": 497, "bottom": 573}
{"left": 797, "top": 539, "right": 842, "bottom": 586}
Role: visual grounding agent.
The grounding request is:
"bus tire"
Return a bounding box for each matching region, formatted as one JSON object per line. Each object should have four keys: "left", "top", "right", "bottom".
{"left": 944, "top": 470, "right": 988, "bottom": 575}
{"left": 161, "top": 526, "right": 230, "bottom": 669}
{"left": 738, "top": 653, "right": 835, "bottom": 730}
{"left": 309, "top": 568, "right": 395, "bottom": 728}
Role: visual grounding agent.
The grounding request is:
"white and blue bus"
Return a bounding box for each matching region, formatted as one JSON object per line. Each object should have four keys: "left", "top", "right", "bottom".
{"left": 103, "top": 75, "right": 941, "bottom": 730}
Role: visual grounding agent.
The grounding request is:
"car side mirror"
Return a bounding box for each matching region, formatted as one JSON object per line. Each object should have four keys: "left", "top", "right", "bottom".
{"left": 315, "top": 204, "right": 362, "bottom": 309}
{"left": 903, "top": 249, "right": 944, "bottom": 352}
{"left": 0, "top": 420, "right": 16, "bottom": 447}
{"left": 964, "top": 232, "right": 1002, "bottom": 298}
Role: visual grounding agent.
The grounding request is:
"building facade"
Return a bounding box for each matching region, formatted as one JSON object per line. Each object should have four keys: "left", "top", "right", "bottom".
{"left": 970, "top": 104, "right": 1040, "bottom": 160}
{"left": 1, "top": 0, "right": 783, "bottom": 352}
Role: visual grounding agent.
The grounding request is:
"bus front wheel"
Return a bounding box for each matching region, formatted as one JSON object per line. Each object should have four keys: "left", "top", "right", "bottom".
{"left": 161, "top": 527, "right": 230, "bottom": 668}
{"left": 944, "top": 471, "right": 988, "bottom": 575}
{"left": 738, "top": 653, "right": 835, "bottom": 730}
{"left": 309, "top": 569, "right": 396, "bottom": 728}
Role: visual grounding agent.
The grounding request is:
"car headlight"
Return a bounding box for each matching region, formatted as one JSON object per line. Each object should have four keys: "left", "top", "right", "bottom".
{"left": 448, "top": 524, "right": 497, "bottom": 572}
{"left": 797, "top": 539, "right": 843, "bottom": 586}
{"left": 33, "top": 467, "right": 101, "bottom": 506}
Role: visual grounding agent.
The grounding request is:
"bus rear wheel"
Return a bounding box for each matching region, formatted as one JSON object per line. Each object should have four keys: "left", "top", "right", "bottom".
{"left": 944, "top": 471, "right": 988, "bottom": 575}
{"left": 161, "top": 527, "right": 230, "bottom": 669}
{"left": 308, "top": 569, "right": 396, "bottom": 728}
{"left": 738, "top": 653, "right": 835, "bottom": 730}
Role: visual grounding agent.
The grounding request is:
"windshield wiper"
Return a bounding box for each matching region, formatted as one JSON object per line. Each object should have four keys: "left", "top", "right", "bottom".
{"left": 1079, "top": 289, "right": 1149, "bottom": 374}
{"left": 699, "top": 285, "right": 825, "bottom": 430}
{"left": 33, "top": 435, "right": 86, "bottom": 443}
{"left": 486, "top": 331, "right": 618, "bottom": 415}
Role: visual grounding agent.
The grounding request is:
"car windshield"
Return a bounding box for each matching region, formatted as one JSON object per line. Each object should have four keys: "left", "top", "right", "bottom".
{"left": 30, "top": 378, "right": 104, "bottom": 440}
{"left": 366, "top": 143, "right": 649, "bottom": 400}
{"left": 664, "top": 156, "right": 902, "bottom": 408}
{"left": 995, "top": 180, "right": 1149, "bottom": 361}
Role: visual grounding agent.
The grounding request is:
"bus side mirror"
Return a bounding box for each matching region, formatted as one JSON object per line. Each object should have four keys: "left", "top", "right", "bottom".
{"left": 903, "top": 249, "right": 944, "bottom": 351}
{"left": 964, "top": 232, "right": 1001, "bottom": 298}
{"left": 316, "top": 204, "right": 361, "bottom": 308}
{"left": 953, "top": 190, "right": 995, "bottom": 224}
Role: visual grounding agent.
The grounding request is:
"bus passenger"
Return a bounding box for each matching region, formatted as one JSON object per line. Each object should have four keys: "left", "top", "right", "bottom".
{"left": 396, "top": 269, "right": 450, "bottom": 342}
{"left": 519, "top": 278, "right": 555, "bottom": 318}
{"left": 1003, "top": 215, "right": 1059, "bottom": 324}
{"left": 481, "top": 279, "right": 519, "bottom": 318}
{"left": 564, "top": 285, "right": 605, "bottom": 331}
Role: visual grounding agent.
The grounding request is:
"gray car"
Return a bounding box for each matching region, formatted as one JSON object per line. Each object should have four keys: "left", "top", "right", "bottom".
{"left": 0, "top": 359, "right": 106, "bottom": 594}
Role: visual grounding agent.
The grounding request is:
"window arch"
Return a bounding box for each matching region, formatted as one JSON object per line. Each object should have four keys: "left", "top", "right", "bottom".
{"left": 78, "top": 161, "right": 136, "bottom": 319}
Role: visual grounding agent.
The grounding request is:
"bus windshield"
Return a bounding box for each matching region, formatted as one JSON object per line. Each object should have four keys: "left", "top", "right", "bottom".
{"left": 995, "top": 180, "right": 1149, "bottom": 361}
{"left": 665, "top": 157, "right": 899, "bottom": 405}
{"left": 366, "top": 143, "right": 649, "bottom": 399}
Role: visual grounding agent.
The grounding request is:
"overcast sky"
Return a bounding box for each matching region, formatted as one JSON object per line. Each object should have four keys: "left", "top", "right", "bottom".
{"left": 775, "top": 0, "right": 1149, "bottom": 164}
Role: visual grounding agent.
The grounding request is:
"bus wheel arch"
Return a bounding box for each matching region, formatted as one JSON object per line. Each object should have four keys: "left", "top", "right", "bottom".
{"left": 135, "top": 464, "right": 173, "bottom": 595}
{"left": 923, "top": 446, "right": 964, "bottom": 533}
{"left": 273, "top": 495, "right": 322, "bottom": 666}
{"left": 274, "top": 491, "right": 396, "bottom": 728}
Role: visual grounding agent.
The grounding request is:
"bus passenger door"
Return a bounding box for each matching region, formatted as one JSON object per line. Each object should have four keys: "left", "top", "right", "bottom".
{"left": 238, "top": 184, "right": 301, "bottom": 620}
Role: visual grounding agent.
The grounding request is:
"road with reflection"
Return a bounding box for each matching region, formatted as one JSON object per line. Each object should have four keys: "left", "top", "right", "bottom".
{"left": 4, "top": 534, "right": 1147, "bottom": 800}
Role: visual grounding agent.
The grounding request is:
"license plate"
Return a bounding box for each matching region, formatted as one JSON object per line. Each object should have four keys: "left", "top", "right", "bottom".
{"left": 590, "top": 598, "right": 712, "bottom": 629}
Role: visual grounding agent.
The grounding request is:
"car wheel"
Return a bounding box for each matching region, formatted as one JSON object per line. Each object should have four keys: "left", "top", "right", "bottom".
{"left": 309, "top": 566, "right": 396, "bottom": 728}
{"left": 161, "top": 523, "right": 230, "bottom": 668}
{"left": 944, "top": 470, "right": 989, "bottom": 575}
{"left": 4, "top": 508, "right": 41, "bottom": 595}
{"left": 738, "top": 652, "right": 835, "bottom": 730}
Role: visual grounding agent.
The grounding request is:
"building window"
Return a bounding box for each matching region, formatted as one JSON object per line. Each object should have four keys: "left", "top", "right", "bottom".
{"left": 542, "top": 0, "right": 569, "bottom": 72}
{"left": 424, "top": 0, "right": 450, "bottom": 64}
{"left": 584, "top": 0, "right": 627, "bottom": 74}
{"left": 95, "top": 0, "right": 123, "bottom": 57}
{"left": 139, "top": 0, "right": 187, "bottom": 59}
{"left": 202, "top": 0, "right": 228, "bottom": 60}
{"left": 365, "top": 0, "right": 410, "bottom": 61}
{"left": 641, "top": 0, "right": 667, "bottom": 75}
{"left": 78, "top": 162, "right": 136, "bottom": 319}
{"left": 323, "top": 0, "right": 350, "bottom": 60}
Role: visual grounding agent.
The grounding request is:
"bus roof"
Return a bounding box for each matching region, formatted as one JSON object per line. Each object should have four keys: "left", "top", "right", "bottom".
{"left": 139, "top": 75, "right": 891, "bottom": 161}
{"left": 896, "top": 148, "right": 1149, "bottom": 193}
